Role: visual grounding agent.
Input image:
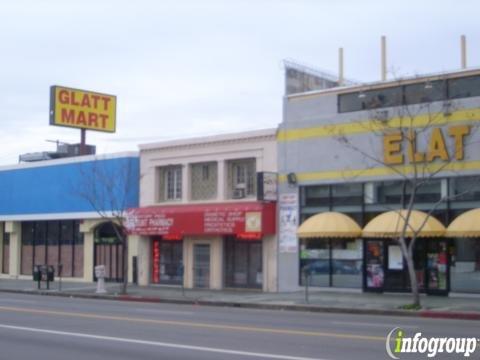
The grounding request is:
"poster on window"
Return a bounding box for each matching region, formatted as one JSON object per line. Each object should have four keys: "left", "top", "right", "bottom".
{"left": 279, "top": 192, "right": 298, "bottom": 253}
{"left": 388, "top": 245, "right": 404, "bottom": 270}
{"left": 366, "top": 264, "right": 384, "bottom": 288}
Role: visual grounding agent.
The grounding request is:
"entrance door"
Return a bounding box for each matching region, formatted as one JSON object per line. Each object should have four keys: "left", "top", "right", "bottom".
{"left": 94, "top": 223, "right": 124, "bottom": 283}
{"left": 426, "top": 240, "right": 449, "bottom": 294}
{"left": 364, "top": 239, "right": 449, "bottom": 295}
{"left": 224, "top": 238, "right": 262, "bottom": 289}
{"left": 94, "top": 242, "right": 123, "bottom": 282}
{"left": 365, "top": 240, "right": 385, "bottom": 291}
{"left": 193, "top": 244, "right": 210, "bottom": 288}
{"left": 151, "top": 238, "right": 183, "bottom": 285}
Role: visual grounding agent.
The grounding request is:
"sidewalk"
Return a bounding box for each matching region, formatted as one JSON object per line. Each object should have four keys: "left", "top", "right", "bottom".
{"left": 0, "top": 278, "right": 479, "bottom": 320}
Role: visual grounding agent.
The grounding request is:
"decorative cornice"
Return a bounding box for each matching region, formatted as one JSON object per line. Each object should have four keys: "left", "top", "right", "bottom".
{"left": 139, "top": 128, "right": 277, "bottom": 153}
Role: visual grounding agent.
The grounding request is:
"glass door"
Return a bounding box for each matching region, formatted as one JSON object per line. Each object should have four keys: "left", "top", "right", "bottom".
{"left": 426, "top": 240, "right": 449, "bottom": 294}
{"left": 365, "top": 240, "right": 384, "bottom": 291}
{"left": 193, "top": 244, "right": 210, "bottom": 288}
{"left": 224, "top": 238, "right": 262, "bottom": 289}
{"left": 248, "top": 242, "right": 263, "bottom": 288}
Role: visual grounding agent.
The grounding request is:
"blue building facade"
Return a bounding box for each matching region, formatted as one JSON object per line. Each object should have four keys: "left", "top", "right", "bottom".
{"left": 0, "top": 152, "right": 139, "bottom": 282}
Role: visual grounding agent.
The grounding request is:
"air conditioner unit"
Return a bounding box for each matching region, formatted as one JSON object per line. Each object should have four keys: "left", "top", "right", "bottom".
{"left": 232, "top": 189, "right": 245, "bottom": 199}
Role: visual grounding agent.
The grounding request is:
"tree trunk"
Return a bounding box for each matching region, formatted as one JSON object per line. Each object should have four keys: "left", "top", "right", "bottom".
{"left": 112, "top": 222, "right": 129, "bottom": 295}
{"left": 405, "top": 248, "right": 420, "bottom": 307}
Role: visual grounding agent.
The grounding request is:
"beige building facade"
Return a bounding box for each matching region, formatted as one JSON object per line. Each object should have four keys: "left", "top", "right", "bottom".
{"left": 129, "top": 129, "right": 278, "bottom": 292}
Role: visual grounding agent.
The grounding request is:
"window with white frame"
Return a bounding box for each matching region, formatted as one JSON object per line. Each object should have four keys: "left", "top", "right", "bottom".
{"left": 161, "top": 166, "right": 182, "bottom": 201}
{"left": 228, "top": 159, "right": 256, "bottom": 198}
{"left": 191, "top": 162, "right": 217, "bottom": 200}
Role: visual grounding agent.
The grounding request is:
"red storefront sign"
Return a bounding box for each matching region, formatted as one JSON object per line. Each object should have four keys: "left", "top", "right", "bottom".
{"left": 152, "top": 239, "right": 160, "bottom": 283}
{"left": 126, "top": 202, "right": 276, "bottom": 238}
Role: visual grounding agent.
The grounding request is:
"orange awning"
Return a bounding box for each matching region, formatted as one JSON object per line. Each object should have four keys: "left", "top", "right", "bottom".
{"left": 297, "top": 212, "right": 362, "bottom": 238}
{"left": 362, "top": 210, "right": 446, "bottom": 238}
{"left": 446, "top": 208, "right": 480, "bottom": 238}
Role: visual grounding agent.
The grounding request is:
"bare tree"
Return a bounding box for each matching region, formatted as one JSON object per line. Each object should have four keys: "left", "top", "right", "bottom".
{"left": 335, "top": 78, "right": 476, "bottom": 307}
{"left": 74, "top": 156, "right": 138, "bottom": 294}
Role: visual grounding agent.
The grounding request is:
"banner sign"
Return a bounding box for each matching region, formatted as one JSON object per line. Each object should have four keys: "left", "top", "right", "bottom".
{"left": 257, "top": 172, "right": 278, "bottom": 201}
{"left": 279, "top": 192, "right": 299, "bottom": 253}
{"left": 126, "top": 202, "right": 276, "bottom": 237}
{"left": 50, "top": 85, "right": 116, "bottom": 133}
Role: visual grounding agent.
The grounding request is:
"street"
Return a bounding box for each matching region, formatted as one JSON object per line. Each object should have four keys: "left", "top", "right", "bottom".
{"left": 0, "top": 292, "right": 476, "bottom": 360}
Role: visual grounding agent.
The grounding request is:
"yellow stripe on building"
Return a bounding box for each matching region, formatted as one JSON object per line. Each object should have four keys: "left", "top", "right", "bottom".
{"left": 279, "top": 160, "right": 480, "bottom": 183}
{"left": 278, "top": 108, "right": 480, "bottom": 142}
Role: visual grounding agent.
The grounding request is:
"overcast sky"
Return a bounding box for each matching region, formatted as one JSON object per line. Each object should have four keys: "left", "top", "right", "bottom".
{"left": 0, "top": 0, "right": 479, "bottom": 165}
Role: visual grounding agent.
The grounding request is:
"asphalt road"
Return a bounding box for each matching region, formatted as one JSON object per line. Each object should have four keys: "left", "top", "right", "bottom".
{"left": 0, "top": 292, "right": 477, "bottom": 360}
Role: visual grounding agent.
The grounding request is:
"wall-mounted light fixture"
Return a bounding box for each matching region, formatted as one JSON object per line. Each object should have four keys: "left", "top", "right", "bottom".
{"left": 287, "top": 172, "right": 297, "bottom": 185}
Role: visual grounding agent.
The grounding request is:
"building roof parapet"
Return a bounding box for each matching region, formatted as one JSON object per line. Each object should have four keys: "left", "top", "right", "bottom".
{"left": 0, "top": 151, "right": 139, "bottom": 172}
{"left": 139, "top": 128, "right": 278, "bottom": 153}
{"left": 286, "top": 67, "right": 480, "bottom": 101}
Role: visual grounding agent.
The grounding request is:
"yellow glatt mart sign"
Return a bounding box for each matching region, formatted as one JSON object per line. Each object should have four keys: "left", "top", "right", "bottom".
{"left": 50, "top": 86, "right": 116, "bottom": 133}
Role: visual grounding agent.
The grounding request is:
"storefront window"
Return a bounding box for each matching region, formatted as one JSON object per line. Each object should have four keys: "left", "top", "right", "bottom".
{"left": 300, "top": 238, "right": 362, "bottom": 288}
{"left": 450, "top": 176, "right": 480, "bottom": 202}
{"left": 338, "top": 86, "right": 403, "bottom": 113}
{"left": 449, "top": 75, "right": 480, "bottom": 99}
{"left": 404, "top": 80, "right": 446, "bottom": 105}
{"left": 2, "top": 226, "right": 9, "bottom": 274}
{"left": 300, "top": 239, "right": 329, "bottom": 287}
{"left": 375, "top": 180, "right": 441, "bottom": 205}
{"left": 331, "top": 183, "right": 363, "bottom": 206}
{"left": 21, "top": 220, "right": 83, "bottom": 277}
{"left": 303, "top": 183, "right": 363, "bottom": 207}
{"left": 304, "top": 186, "right": 329, "bottom": 207}
{"left": 331, "top": 239, "right": 362, "bottom": 288}
{"left": 377, "top": 181, "right": 408, "bottom": 204}
{"left": 21, "top": 222, "right": 35, "bottom": 275}
{"left": 451, "top": 238, "right": 480, "bottom": 293}
{"left": 415, "top": 180, "right": 442, "bottom": 203}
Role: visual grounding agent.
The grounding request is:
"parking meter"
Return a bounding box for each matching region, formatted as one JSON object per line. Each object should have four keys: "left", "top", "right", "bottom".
{"left": 179, "top": 263, "right": 185, "bottom": 296}
{"left": 33, "top": 265, "right": 41, "bottom": 289}
{"left": 302, "top": 265, "right": 312, "bottom": 304}
{"left": 58, "top": 263, "right": 63, "bottom": 291}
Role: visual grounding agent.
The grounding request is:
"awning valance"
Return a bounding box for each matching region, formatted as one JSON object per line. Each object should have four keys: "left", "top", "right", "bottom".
{"left": 297, "top": 212, "right": 362, "bottom": 238}
{"left": 446, "top": 208, "right": 480, "bottom": 238}
{"left": 362, "top": 210, "right": 446, "bottom": 238}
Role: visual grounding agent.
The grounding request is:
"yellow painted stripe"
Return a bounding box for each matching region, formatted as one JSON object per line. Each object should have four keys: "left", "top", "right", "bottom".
{"left": 0, "top": 305, "right": 384, "bottom": 342}
{"left": 278, "top": 108, "right": 480, "bottom": 142}
{"left": 279, "top": 160, "right": 480, "bottom": 183}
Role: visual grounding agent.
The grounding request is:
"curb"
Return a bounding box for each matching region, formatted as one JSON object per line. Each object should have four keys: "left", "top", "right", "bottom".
{"left": 0, "top": 289, "right": 479, "bottom": 321}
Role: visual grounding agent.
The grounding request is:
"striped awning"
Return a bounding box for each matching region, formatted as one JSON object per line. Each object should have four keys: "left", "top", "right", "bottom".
{"left": 446, "top": 208, "right": 480, "bottom": 238}
{"left": 362, "top": 210, "right": 446, "bottom": 238}
{"left": 297, "top": 212, "right": 362, "bottom": 238}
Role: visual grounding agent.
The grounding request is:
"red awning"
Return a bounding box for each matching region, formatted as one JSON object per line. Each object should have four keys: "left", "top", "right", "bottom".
{"left": 126, "top": 202, "right": 276, "bottom": 237}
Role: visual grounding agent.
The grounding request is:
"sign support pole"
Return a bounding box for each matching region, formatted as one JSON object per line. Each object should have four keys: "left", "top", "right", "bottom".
{"left": 80, "top": 128, "right": 86, "bottom": 155}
